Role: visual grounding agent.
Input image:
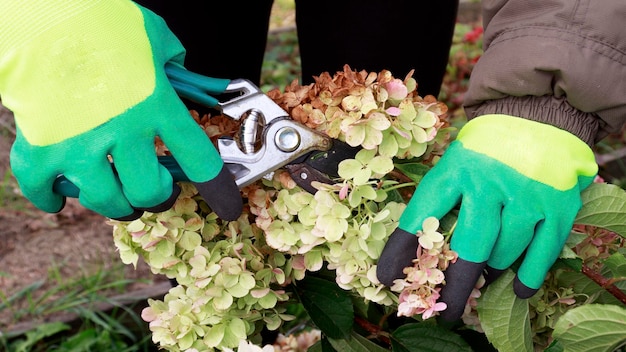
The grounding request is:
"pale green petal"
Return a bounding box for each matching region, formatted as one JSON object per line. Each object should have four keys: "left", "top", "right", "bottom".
{"left": 422, "top": 217, "right": 440, "bottom": 232}
{"left": 353, "top": 168, "right": 372, "bottom": 185}
{"left": 119, "top": 250, "right": 139, "bottom": 267}
{"left": 338, "top": 159, "right": 364, "bottom": 180}
{"left": 367, "top": 112, "right": 392, "bottom": 130}
{"left": 156, "top": 238, "right": 176, "bottom": 257}
{"left": 372, "top": 209, "right": 391, "bottom": 223}
{"left": 415, "top": 109, "right": 437, "bottom": 128}
{"left": 344, "top": 124, "right": 366, "bottom": 147}
{"left": 204, "top": 324, "right": 225, "bottom": 348}
{"left": 378, "top": 133, "right": 399, "bottom": 157}
{"left": 332, "top": 203, "right": 352, "bottom": 218}
{"left": 258, "top": 292, "right": 279, "bottom": 309}
{"left": 397, "top": 99, "right": 417, "bottom": 121}
{"left": 362, "top": 128, "right": 383, "bottom": 150}
{"left": 368, "top": 155, "right": 394, "bottom": 175}
{"left": 408, "top": 140, "right": 428, "bottom": 158}
{"left": 178, "top": 231, "right": 202, "bottom": 251}
{"left": 126, "top": 219, "right": 147, "bottom": 232}
{"left": 213, "top": 292, "right": 233, "bottom": 310}
{"left": 239, "top": 273, "right": 257, "bottom": 290}
{"left": 341, "top": 95, "right": 362, "bottom": 112}
{"left": 264, "top": 314, "right": 283, "bottom": 331}
{"left": 305, "top": 249, "right": 324, "bottom": 271}
{"left": 412, "top": 126, "right": 428, "bottom": 143}
{"left": 356, "top": 148, "right": 377, "bottom": 163}
{"left": 226, "top": 282, "right": 250, "bottom": 298}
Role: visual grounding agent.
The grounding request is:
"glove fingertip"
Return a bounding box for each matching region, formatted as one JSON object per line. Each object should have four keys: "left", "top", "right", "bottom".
{"left": 513, "top": 275, "right": 539, "bottom": 299}
{"left": 52, "top": 196, "right": 66, "bottom": 214}
{"left": 194, "top": 166, "right": 242, "bottom": 221}
{"left": 438, "top": 258, "right": 486, "bottom": 322}
{"left": 376, "top": 228, "right": 418, "bottom": 286}
{"left": 30, "top": 192, "right": 66, "bottom": 214}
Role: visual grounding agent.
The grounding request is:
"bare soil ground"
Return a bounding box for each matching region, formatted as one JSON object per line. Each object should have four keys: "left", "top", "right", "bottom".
{"left": 0, "top": 105, "right": 168, "bottom": 334}
{"left": 0, "top": 2, "right": 299, "bottom": 337}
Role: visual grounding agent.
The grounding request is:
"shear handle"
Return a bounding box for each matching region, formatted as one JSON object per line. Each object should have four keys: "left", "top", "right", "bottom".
{"left": 53, "top": 119, "right": 333, "bottom": 198}
{"left": 165, "top": 63, "right": 230, "bottom": 107}
{"left": 166, "top": 63, "right": 288, "bottom": 123}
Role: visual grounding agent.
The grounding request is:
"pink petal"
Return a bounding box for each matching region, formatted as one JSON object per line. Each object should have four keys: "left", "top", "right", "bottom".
{"left": 386, "top": 79, "right": 408, "bottom": 100}
{"left": 386, "top": 107, "right": 401, "bottom": 116}
{"left": 339, "top": 184, "right": 349, "bottom": 200}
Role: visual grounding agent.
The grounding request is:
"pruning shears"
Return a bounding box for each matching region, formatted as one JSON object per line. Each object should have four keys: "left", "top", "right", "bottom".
{"left": 53, "top": 64, "right": 357, "bottom": 198}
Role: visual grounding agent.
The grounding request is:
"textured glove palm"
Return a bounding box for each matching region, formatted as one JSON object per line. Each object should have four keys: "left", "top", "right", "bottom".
{"left": 376, "top": 114, "right": 598, "bottom": 321}
{"left": 0, "top": 0, "right": 242, "bottom": 220}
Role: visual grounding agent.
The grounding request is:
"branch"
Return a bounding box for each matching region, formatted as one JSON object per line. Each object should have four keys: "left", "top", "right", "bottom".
{"left": 354, "top": 316, "right": 391, "bottom": 345}
{"left": 581, "top": 264, "right": 626, "bottom": 305}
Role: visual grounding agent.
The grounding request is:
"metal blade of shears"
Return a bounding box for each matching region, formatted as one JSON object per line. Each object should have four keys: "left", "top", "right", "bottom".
{"left": 284, "top": 139, "right": 360, "bottom": 193}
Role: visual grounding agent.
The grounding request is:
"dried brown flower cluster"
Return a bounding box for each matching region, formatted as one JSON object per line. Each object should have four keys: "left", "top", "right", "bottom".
{"left": 156, "top": 65, "right": 450, "bottom": 159}
{"left": 268, "top": 65, "right": 449, "bottom": 136}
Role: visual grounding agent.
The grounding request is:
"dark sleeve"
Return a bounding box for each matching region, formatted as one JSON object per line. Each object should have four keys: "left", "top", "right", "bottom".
{"left": 137, "top": 0, "right": 459, "bottom": 100}
{"left": 134, "top": 0, "right": 273, "bottom": 86}
{"left": 295, "top": 0, "right": 459, "bottom": 97}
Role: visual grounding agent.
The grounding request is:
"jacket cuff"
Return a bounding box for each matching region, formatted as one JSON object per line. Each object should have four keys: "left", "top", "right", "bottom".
{"left": 465, "top": 95, "right": 600, "bottom": 146}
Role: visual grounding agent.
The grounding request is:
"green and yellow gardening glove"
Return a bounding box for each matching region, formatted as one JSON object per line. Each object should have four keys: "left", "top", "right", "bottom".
{"left": 0, "top": 0, "right": 242, "bottom": 220}
{"left": 376, "top": 114, "right": 598, "bottom": 321}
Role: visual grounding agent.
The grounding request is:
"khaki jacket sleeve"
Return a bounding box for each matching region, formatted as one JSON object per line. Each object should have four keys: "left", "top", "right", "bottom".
{"left": 463, "top": 0, "right": 626, "bottom": 144}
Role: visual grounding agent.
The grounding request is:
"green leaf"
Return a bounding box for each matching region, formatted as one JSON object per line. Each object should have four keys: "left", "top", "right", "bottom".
{"left": 394, "top": 162, "right": 430, "bottom": 183}
{"left": 556, "top": 270, "right": 623, "bottom": 305}
{"left": 544, "top": 340, "right": 565, "bottom": 352}
{"left": 603, "top": 252, "right": 626, "bottom": 279}
{"left": 327, "top": 332, "right": 388, "bottom": 352}
{"left": 565, "top": 231, "right": 588, "bottom": 248}
{"left": 556, "top": 258, "right": 583, "bottom": 272}
{"left": 439, "top": 210, "right": 459, "bottom": 233}
{"left": 559, "top": 245, "right": 580, "bottom": 259}
{"left": 575, "top": 183, "right": 626, "bottom": 237}
{"left": 296, "top": 276, "right": 354, "bottom": 339}
{"left": 552, "top": 304, "right": 626, "bottom": 352}
{"left": 390, "top": 323, "right": 473, "bottom": 352}
{"left": 58, "top": 329, "right": 106, "bottom": 351}
{"left": 307, "top": 339, "right": 327, "bottom": 352}
{"left": 322, "top": 336, "right": 338, "bottom": 352}
{"left": 11, "top": 322, "right": 71, "bottom": 352}
{"left": 477, "top": 270, "right": 533, "bottom": 352}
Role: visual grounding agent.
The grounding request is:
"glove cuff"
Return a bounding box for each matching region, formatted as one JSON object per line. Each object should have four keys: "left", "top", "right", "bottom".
{"left": 465, "top": 95, "right": 600, "bottom": 146}
{"left": 457, "top": 114, "right": 598, "bottom": 191}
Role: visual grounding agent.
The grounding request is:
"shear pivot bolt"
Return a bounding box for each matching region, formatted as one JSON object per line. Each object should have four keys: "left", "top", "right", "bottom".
{"left": 275, "top": 127, "right": 300, "bottom": 152}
